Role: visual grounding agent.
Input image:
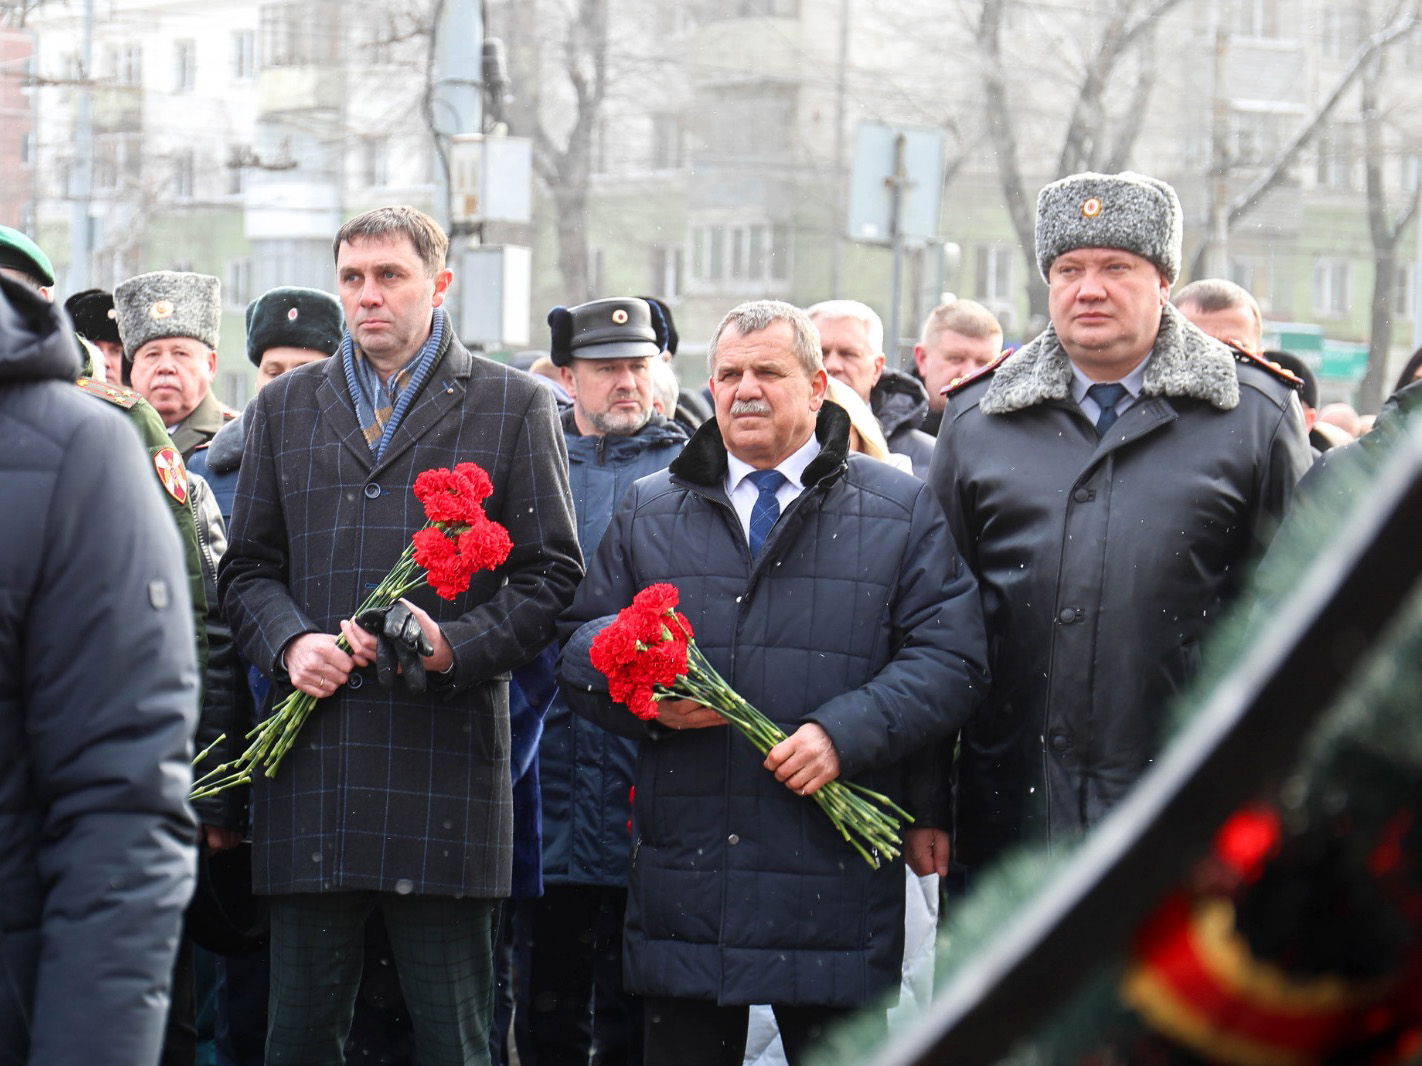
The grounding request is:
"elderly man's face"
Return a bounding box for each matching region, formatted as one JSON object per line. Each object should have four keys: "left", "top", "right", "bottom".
{"left": 711, "top": 321, "right": 827, "bottom": 469}
{"left": 1178, "top": 301, "right": 1260, "bottom": 354}
{"left": 129, "top": 336, "right": 216, "bottom": 424}
{"left": 813, "top": 314, "right": 883, "bottom": 403}
{"left": 914, "top": 329, "right": 1001, "bottom": 412}
{"left": 1048, "top": 247, "right": 1169, "bottom": 378}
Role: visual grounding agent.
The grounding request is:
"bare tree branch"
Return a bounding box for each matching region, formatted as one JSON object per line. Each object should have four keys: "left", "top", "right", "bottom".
{"left": 1228, "top": 9, "right": 1420, "bottom": 227}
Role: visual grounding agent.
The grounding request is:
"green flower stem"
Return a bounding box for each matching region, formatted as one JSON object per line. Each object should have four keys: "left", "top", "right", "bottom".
{"left": 654, "top": 635, "right": 912, "bottom": 869}
{"left": 189, "top": 534, "right": 439, "bottom": 800}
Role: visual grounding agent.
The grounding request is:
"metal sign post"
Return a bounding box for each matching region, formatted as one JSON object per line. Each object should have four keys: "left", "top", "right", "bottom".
{"left": 846, "top": 122, "right": 944, "bottom": 367}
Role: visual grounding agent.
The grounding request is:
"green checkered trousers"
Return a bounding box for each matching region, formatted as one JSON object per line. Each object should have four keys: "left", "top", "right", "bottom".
{"left": 264, "top": 891, "right": 499, "bottom": 1066}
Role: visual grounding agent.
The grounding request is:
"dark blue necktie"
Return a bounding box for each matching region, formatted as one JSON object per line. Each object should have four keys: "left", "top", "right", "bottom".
{"left": 746, "top": 469, "right": 788, "bottom": 558}
{"left": 1086, "top": 382, "right": 1130, "bottom": 434}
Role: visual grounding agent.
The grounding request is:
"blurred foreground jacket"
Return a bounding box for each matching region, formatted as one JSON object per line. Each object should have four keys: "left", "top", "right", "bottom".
{"left": 0, "top": 275, "right": 198, "bottom": 1064}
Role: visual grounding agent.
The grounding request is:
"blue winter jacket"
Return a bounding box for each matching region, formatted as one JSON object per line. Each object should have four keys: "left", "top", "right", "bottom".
{"left": 539, "top": 409, "right": 687, "bottom": 885}
{"left": 557, "top": 404, "right": 988, "bottom": 1007}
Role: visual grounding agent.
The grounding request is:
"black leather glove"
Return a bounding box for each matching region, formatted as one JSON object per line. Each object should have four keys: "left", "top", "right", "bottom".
{"left": 356, "top": 602, "right": 435, "bottom": 693}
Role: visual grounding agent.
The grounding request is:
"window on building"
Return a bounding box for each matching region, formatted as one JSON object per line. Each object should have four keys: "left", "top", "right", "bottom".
{"left": 976, "top": 244, "right": 1015, "bottom": 303}
{"left": 1237, "top": 0, "right": 1282, "bottom": 38}
{"left": 587, "top": 246, "right": 604, "bottom": 298}
{"left": 1316, "top": 127, "right": 1356, "bottom": 190}
{"left": 649, "top": 245, "right": 684, "bottom": 300}
{"left": 173, "top": 149, "right": 195, "bottom": 199}
{"left": 1401, "top": 154, "right": 1421, "bottom": 193}
{"left": 1320, "top": 8, "right": 1361, "bottom": 60}
{"left": 653, "top": 0, "right": 696, "bottom": 36}
{"left": 689, "top": 222, "right": 790, "bottom": 289}
{"left": 260, "top": 2, "right": 339, "bottom": 68}
{"left": 19, "top": 132, "right": 33, "bottom": 167}
{"left": 650, "top": 115, "right": 684, "bottom": 170}
{"left": 225, "top": 258, "right": 252, "bottom": 311}
{"left": 174, "top": 39, "right": 196, "bottom": 92}
{"left": 1396, "top": 263, "right": 1416, "bottom": 320}
{"left": 232, "top": 29, "right": 256, "bottom": 80}
{"left": 702, "top": 0, "right": 798, "bottom": 17}
{"left": 361, "top": 137, "right": 389, "bottom": 187}
{"left": 116, "top": 43, "right": 142, "bottom": 86}
{"left": 590, "top": 118, "right": 609, "bottom": 175}
{"left": 227, "top": 154, "right": 247, "bottom": 195}
{"left": 1313, "top": 260, "right": 1350, "bottom": 318}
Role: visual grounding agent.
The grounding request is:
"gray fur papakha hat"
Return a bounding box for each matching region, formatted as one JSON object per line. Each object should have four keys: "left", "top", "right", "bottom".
{"left": 113, "top": 270, "right": 222, "bottom": 359}
{"left": 1035, "top": 171, "right": 1183, "bottom": 285}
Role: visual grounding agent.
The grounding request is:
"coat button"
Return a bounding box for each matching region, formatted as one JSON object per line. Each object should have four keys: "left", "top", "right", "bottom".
{"left": 727, "top": 834, "right": 740, "bottom": 846}
{"left": 1072, "top": 487, "right": 1094, "bottom": 503}
{"left": 1058, "top": 607, "right": 1078, "bottom": 624}
{"left": 364, "top": 483, "right": 381, "bottom": 499}
{"left": 347, "top": 674, "right": 364, "bottom": 689}
{"left": 1049, "top": 732, "right": 1072, "bottom": 753}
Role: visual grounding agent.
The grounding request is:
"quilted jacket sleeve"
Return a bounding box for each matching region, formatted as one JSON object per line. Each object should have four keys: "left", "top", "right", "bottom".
{"left": 803, "top": 481, "right": 989, "bottom": 781}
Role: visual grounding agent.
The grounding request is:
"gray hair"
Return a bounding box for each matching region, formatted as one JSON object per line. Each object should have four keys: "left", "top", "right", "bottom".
{"left": 706, "top": 300, "right": 823, "bottom": 378}
{"left": 649, "top": 356, "right": 680, "bottom": 415}
{"left": 805, "top": 298, "right": 885, "bottom": 356}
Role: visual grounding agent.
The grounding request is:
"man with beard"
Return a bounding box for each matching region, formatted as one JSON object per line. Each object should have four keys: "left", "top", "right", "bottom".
{"left": 511, "top": 298, "right": 688, "bottom": 1066}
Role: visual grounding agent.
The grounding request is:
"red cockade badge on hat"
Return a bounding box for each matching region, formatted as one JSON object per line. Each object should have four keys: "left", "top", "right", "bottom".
{"left": 287, "top": 307, "right": 299, "bottom": 321}
{"left": 154, "top": 446, "right": 189, "bottom": 504}
{"left": 612, "top": 308, "right": 629, "bottom": 325}
{"left": 149, "top": 299, "right": 175, "bottom": 320}
{"left": 1082, "top": 197, "right": 1103, "bottom": 218}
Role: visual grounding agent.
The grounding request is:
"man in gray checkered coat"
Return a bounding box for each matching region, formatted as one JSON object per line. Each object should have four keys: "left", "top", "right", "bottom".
{"left": 219, "top": 205, "right": 582, "bottom": 1065}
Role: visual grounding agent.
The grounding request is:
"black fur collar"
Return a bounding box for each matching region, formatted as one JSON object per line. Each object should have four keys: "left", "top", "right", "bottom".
{"left": 669, "top": 401, "right": 851, "bottom": 488}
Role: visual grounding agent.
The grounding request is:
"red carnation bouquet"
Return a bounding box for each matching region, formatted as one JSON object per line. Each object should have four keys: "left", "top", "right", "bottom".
{"left": 191, "top": 463, "right": 512, "bottom": 798}
{"left": 590, "top": 583, "right": 912, "bottom": 868}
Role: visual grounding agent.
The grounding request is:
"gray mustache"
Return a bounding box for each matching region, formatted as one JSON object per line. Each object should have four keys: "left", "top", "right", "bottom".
{"left": 729, "top": 399, "right": 772, "bottom": 416}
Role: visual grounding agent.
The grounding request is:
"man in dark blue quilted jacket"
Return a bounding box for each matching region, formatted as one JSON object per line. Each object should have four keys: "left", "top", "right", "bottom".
{"left": 557, "top": 299, "right": 988, "bottom": 1066}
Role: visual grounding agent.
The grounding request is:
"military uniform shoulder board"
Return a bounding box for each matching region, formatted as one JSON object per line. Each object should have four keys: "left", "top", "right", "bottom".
{"left": 941, "top": 347, "right": 1014, "bottom": 400}
{"left": 220, "top": 402, "right": 241, "bottom": 422}
{"left": 153, "top": 446, "right": 190, "bottom": 505}
{"left": 1229, "top": 345, "right": 1305, "bottom": 391}
{"left": 74, "top": 376, "right": 141, "bottom": 409}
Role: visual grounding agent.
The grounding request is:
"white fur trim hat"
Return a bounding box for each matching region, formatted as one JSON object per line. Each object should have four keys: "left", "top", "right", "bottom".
{"left": 114, "top": 270, "right": 222, "bottom": 359}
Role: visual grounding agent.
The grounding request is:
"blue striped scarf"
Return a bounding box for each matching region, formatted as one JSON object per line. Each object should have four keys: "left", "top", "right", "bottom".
{"left": 342, "top": 308, "right": 447, "bottom": 462}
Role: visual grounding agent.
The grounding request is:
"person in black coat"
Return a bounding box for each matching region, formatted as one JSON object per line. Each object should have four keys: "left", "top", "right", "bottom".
{"left": 0, "top": 275, "right": 199, "bottom": 1064}
{"left": 557, "top": 299, "right": 988, "bottom": 1066}
{"left": 220, "top": 206, "right": 582, "bottom": 1064}
{"left": 929, "top": 172, "right": 1310, "bottom": 878}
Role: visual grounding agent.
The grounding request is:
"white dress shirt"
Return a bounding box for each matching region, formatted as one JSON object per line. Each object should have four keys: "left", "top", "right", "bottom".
{"left": 723, "top": 432, "right": 823, "bottom": 544}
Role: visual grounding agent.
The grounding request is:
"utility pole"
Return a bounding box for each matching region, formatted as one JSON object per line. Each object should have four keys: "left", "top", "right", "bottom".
{"left": 1203, "top": 0, "right": 1232, "bottom": 280}
{"left": 830, "top": 0, "right": 850, "bottom": 298}
{"left": 68, "top": 0, "right": 93, "bottom": 291}
{"left": 429, "top": 0, "right": 483, "bottom": 235}
{"left": 886, "top": 132, "right": 910, "bottom": 370}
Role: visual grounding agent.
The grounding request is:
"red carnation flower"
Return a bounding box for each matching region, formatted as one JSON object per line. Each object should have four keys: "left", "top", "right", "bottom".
{"left": 454, "top": 462, "right": 495, "bottom": 503}
{"left": 415, "top": 466, "right": 486, "bottom": 525}
{"left": 634, "top": 583, "right": 680, "bottom": 618}
{"left": 457, "top": 518, "right": 513, "bottom": 572}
